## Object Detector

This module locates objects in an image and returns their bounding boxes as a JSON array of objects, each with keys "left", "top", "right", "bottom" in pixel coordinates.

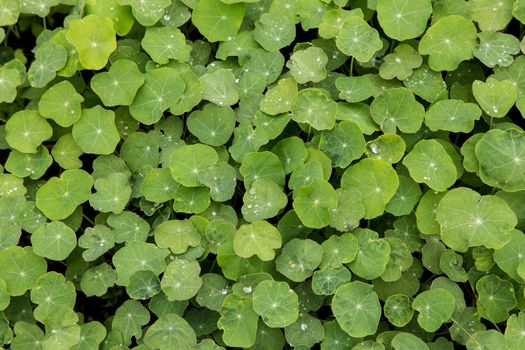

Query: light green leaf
[
  {"left": 187, "top": 104, "right": 236, "bottom": 146},
  {"left": 376, "top": 0, "right": 432, "bottom": 40},
  {"left": 233, "top": 220, "right": 282, "bottom": 261},
  {"left": 78, "top": 225, "right": 115, "bottom": 261},
  {"left": 169, "top": 143, "right": 218, "bottom": 187},
  {"left": 27, "top": 41, "right": 67, "bottom": 87},
  {"left": 384, "top": 294, "right": 414, "bottom": 327},
  {"left": 275, "top": 239, "right": 323, "bottom": 282},
  {"left": 89, "top": 173, "right": 131, "bottom": 213},
  {"left": 436, "top": 187, "right": 516, "bottom": 252},
  {"left": 370, "top": 87, "right": 425, "bottom": 133},
  {"left": 476, "top": 274, "right": 516, "bottom": 323},
  {"left": 161, "top": 259, "right": 202, "bottom": 301},
  {"left": 425, "top": 99, "right": 482, "bottom": 133},
  {"left": 287, "top": 47, "right": 328, "bottom": 84},
  {"left": 154, "top": 219, "right": 201, "bottom": 254},
  {"left": 412, "top": 288, "right": 455, "bottom": 332},
  {"left": 380, "top": 44, "right": 423, "bottom": 80},
  {"left": 142, "top": 26, "right": 191, "bottom": 64},
  {"left": 472, "top": 78, "right": 517, "bottom": 118},
  {"left": 252, "top": 280, "right": 299, "bottom": 328},
  {"left": 474, "top": 32, "right": 520, "bottom": 68},
  {"left": 332, "top": 281, "right": 381, "bottom": 337},
  {"left": 31, "top": 221, "right": 76, "bottom": 261},
  {"left": 65, "top": 14, "right": 116, "bottom": 70},
  {"left": 72, "top": 105, "right": 120, "bottom": 155},
  {"left": 144, "top": 314, "right": 197, "bottom": 350},
  {"left": 5, "top": 110, "right": 52, "bottom": 154},
  {"left": 470, "top": 0, "right": 513, "bottom": 32},
  {"left": 127, "top": 0, "right": 171, "bottom": 26},
  {"left": 292, "top": 178, "right": 337, "bottom": 229},
  {"left": 335, "top": 16, "right": 382, "bottom": 62},
  {"left": 39, "top": 80, "right": 84, "bottom": 127},
  {"left": 90, "top": 59, "right": 145, "bottom": 106},
  {"left": 192, "top": 0, "right": 246, "bottom": 42},
  {"left": 254, "top": 13, "right": 295, "bottom": 52},
  {"left": 0, "top": 66, "right": 21, "bottom": 103},
  {"left": 199, "top": 68, "right": 239, "bottom": 106},
  {"left": 242, "top": 179, "right": 287, "bottom": 222},
  {"left": 0, "top": 246, "right": 47, "bottom": 296}
]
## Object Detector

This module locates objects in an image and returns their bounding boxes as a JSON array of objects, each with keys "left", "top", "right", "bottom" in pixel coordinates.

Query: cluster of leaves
[{"left": 2, "top": 0, "right": 525, "bottom": 349}]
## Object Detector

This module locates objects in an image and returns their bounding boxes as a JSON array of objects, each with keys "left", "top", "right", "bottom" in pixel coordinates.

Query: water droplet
[
  {"left": 243, "top": 286, "right": 252, "bottom": 294},
  {"left": 220, "top": 288, "right": 228, "bottom": 295},
  {"left": 369, "top": 143, "right": 380, "bottom": 154},
  {"left": 300, "top": 323, "right": 308, "bottom": 331}
]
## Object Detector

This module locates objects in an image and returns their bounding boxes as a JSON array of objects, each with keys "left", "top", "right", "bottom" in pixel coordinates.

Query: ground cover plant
[{"left": 2, "top": 0, "right": 525, "bottom": 349}]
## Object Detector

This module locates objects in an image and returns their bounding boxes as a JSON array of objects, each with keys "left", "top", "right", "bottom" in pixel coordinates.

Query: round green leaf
[
  {"left": 90, "top": 59, "right": 144, "bottom": 107},
  {"left": 154, "top": 219, "right": 201, "bottom": 254},
  {"left": 335, "top": 16, "right": 382, "bottom": 63},
  {"left": 332, "top": 281, "right": 381, "bottom": 338},
  {"left": 31, "top": 221, "right": 76, "bottom": 261},
  {"left": 291, "top": 88, "right": 337, "bottom": 131},
  {"left": 292, "top": 178, "right": 337, "bottom": 229},
  {"left": 172, "top": 186, "right": 211, "bottom": 214},
  {"left": 370, "top": 87, "right": 425, "bottom": 133},
  {"left": 470, "top": 0, "right": 513, "bottom": 32},
  {"left": 412, "top": 288, "right": 455, "bottom": 332},
  {"left": 312, "top": 267, "right": 352, "bottom": 296},
  {"left": 239, "top": 151, "right": 285, "bottom": 188},
  {"left": 474, "top": 32, "right": 520, "bottom": 68},
  {"left": 217, "top": 294, "right": 258, "bottom": 348},
  {"left": 192, "top": 0, "right": 245, "bottom": 42},
  {"left": 379, "top": 44, "right": 423, "bottom": 80},
  {"left": 473, "top": 78, "right": 517, "bottom": 118},
  {"left": 252, "top": 280, "right": 299, "bottom": 328},
  {"left": 241, "top": 179, "right": 287, "bottom": 222},
  {"left": 392, "top": 332, "right": 429, "bottom": 350},
  {"left": 65, "top": 14, "right": 116, "bottom": 70},
  {"left": 348, "top": 229, "right": 391, "bottom": 280},
  {"left": 233, "top": 220, "right": 282, "bottom": 261},
  {"left": 476, "top": 274, "right": 517, "bottom": 324},
  {"left": 27, "top": 41, "right": 67, "bottom": 88},
  {"left": 0, "top": 246, "right": 47, "bottom": 296},
  {"left": 169, "top": 143, "right": 218, "bottom": 187},
  {"left": 287, "top": 47, "right": 328, "bottom": 84},
  {"left": 5, "top": 110, "right": 52, "bottom": 154},
  {"left": 418, "top": 15, "right": 477, "bottom": 71},
  {"left": 187, "top": 104, "right": 236, "bottom": 146},
  {"left": 436, "top": 187, "right": 516, "bottom": 252},
  {"left": 72, "top": 106, "right": 120, "bottom": 155},
  {"left": 142, "top": 26, "right": 190, "bottom": 64},
  {"left": 402, "top": 139, "right": 458, "bottom": 191},
  {"left": 38, "top": 80, "right": 84, "bottom": 127},
  {"left": 376, "top": 0, "right": 432, "bottom": 41},
  {"left": 78, "top": 225, "right": 116, "bottom": 262},
  {"left": 199, "top": 68, "right": 239, "bottom": 106},
  {"left": 140, "top": 167, "right": 180, "bottom": 203},
  {"left": 319, "top": 121, "right": 366, "bottom": 168},
  {"left": 425, "top": 99, "right": 482, "bottom": 133},
  {"left": 36, "top": 169, "right": 93, "bottom": 220},
  {"left": 144, "top": 313, "right": 196, "bottom": 349},
  {"left": 126, "top": 0, "right": 171, "bottom": 26},
  {"left": 341, "top": 158, "right": 399, "bottom": 219},
  {"left": 275, "top": 238, "right": 323, "bottom": 282},
  {"left": 89, "top": 173, "right": 131, "bottom": 214},
  {"left": 161, "top": 259, "right": 202, "bottom": 301},
  {"left": 254, "top": 13, "right": 295, "bottom": 52},
  {"left": 384, "top": 294, "right": 414, "bottom": 327}
]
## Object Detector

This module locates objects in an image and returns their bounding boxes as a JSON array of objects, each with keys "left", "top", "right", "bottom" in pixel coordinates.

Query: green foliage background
[{"left": 1, "top": 0, "right": 525, "bottom": 349}]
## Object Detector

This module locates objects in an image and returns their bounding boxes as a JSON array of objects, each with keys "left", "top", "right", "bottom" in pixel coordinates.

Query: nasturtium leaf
[
  {"left": 65, "top": 14, "right": 116, "bottom": 70},
  {"left": 271, "top": 137, "right": 308, "bottom": 175},
  {"left": 382, "top": 237, "right": 413, "bottom": 281},
  {"left": 319, "top": 121, "right": 366, "bottom": 168},
  {"left": 404, "top": 64, "right": 448, "bottom": 103},
  {"left": 5, "top": 146, "right": 52, "bottom": 179},
  {"left": 335, "top": 75, "right": 375, "bottom": 103},
  {"left": 476, "top": 274, "right": 516, "bottom": 323},
  {"left": 370, "top": 87, "right": 425, "bottom": 133},
  {"left": 260, "top": 77, "right": 297, "bottom": 116},
  {"left": 284, "top": 314, "right": 325, "bottom": 348},
  {"left": 112, "top": 241, "right": 170, "bottom": 286},
  {"left": 199, "top": 68, "right": 239, "bottom": 106},
  {"left": 91, "top": 154, "right": 131, "bottom": 181},
  {"left": 233, "top": 220, "right": 282, "bottom": 261},
  {"left": 392, "top": 332, "right": 429, "bottom": 350},
  {"left": 125, "top": 0, "right": 171, "bottom": 26},
  {"left": 341, "top": 158, "right": 399, "bottom": 219},
  {"left": 71, "top": 321, "right": 106, "bottom": 350},
  {"left": 0, "top": 0, "right": 19, "bottom": 26},
  {"left": 470, "top": 0, "right": 513, "bottom": 32},
  {"left": 320, "top": 233, "right": 358, "bottom": 269},
  {"left": 141, "top": 26, "right": 190, "bottom": 64},
  {"left": 287, "top": 47, "right": 328, "bottom": 84},
  {"left": 348, "top": 229, "right": 391, "bottom": 280},
  {"left": 187, "top": 104, "right": 236, "bottom": 146},
  {"left": 292, "top": 178, "right": 337, "bottom": 229},
  {"left": 170, "top": 64, "right": 202, "bottom": 116},
  {"left": 380, "top": 44, "right": 423, "bottom": 80},
  {"left": 439, "top": 249, "right": 468, "bottom": 282},
  {"left": 78, "top": 225, "right": 115, "bottom": 261},
  {"left": 291, "top": 88, "right": 337, "bottom": 131},
  {"left": 169, "top": 143, "right": 218, "bottom": 187},
  {"left": 85, "top": 0, "right": 134, "bottom": 36},
  {"left": 112, "top": 299, "right": 150, "bottom": 344},
  {"left": 143, "top": 313, "right": 196, "bottom": 349},
  {"left": 107, "top": 211, "right": 149, "bottom": 243},
  {"left": 140, "top": 167, "right": 179, "bottom": 203},
  {"left": 38, "top": 80, "right": 83, "bottom": 127},
  {"left": 242, "top": 179, "right": 287, "bottom": 222},
  {"left": 475, "top": 128, "right": 525, "bottom": 191},
  {"left": 254, "top": 12, "right": 295, "bottom": 52},
  {"left": 385, "top": 175, "right": 422, "bottom": 216},
  {"left": 465, "top": 330, "right": 505, "bottom": 350},
  {"left": 252, "top": 280, "right": 299, "bottom": 328},
  {"left": 36, "top": 169, "right": 93, "bottom": 220},
  {"left": 72, "top": 106, "right": 120, "bottom": 155},
  {"left": 505, "top": 311, "right": 525, "bottom": 349},
  {"left": 129, "top": 67, "right": 185, "bottom": 125},
  {"left": 120, "top": 131, "right": 160, "bottom": 173},
  {"left": 319, "top": 8, "right": 364, "bottom": 39},
  {"left": 472, "top": 78, "right": 516, "bottom": 118},
  {"left": 90, "top": 59, "right": 145, "bottom": 107},
  {"left": 402, "top": 139, "right": 457, "bottom": 191},
  {"left": 5, "top": 110, "right": 52, "bottom": 154},
  {"left": 172, "top": 186, "right": 211, "bottom": 213},
  {"left": 332, "top": 281, "right": 381, "bottom": 338},
  {"left": 80, "top": 263, "right": 116, "bottom": 297},
  {"left": 335, "top": 16, "right": 382, "bottom": 63},
  {"left": 192, "top": 0, "right": 245, "bottom": 42},
  {"left": 418, "top": 15, "right": 478, "bottom": 71},
  {"left": 366, "top": 133, "right": 406, "bottom": 164},
  {"left": 126, "top": 269, "right": 161, "bottom": 300},
  {"left": 312, "top": 267, "right": 352, "bottom": 295},
  {"left": 27, "top": 41, "right": 67, "bottom": 88},
  {"left": 493, "top": 229, "right": 525, "bottom": 283},
  {"left": 425, "top": 99, "right": 482, "bottom": 133},
  {"left": 0, "top": 246, "right": 47, "bottom": 296},
  {"left": 376, "top": 0, "right": 432, "bottom": 41},
  {"left": 31, "top": 221, "right": 76, "bottom": 261},
  {"left": 329, "top": 188, "right": 365, "bottom": 232},
  {"left": 89, "top": 173, "right": 131, "bottom": 214},
  {"left": 321, "top": 320, "right": 360, "bottom": 350},
  {"left": 197, "top": 161, "right": 237, "bottom": 202},
  {"left": 276, "top": 239, "right": 323, "bottom": 282},
  {"left": 195, "top": 273, "right": 229, "bottom": 311},
  {"left": 218, "top": 293, "right": 258, "bottom": 348},
  {"left": 436, "top": 187, "right": 516, "bottom": 252},
  {"left": 244, "top": 49, "right": 285, "bottom": 85},
  {"left": 154, "top": 219, "right": 200, "bottom": 254},
  {"left": 239, "top": 151, "right": 285, "bottom": 188},
  {"left": 474, "top": 32, "right": 520, "bottom": 68},
  {"left": 161, "top": 259, "right": 202, "bottom": 301},
  {"left": 30, "top": 272, "right": 76, "bottom": 322},
  {"left": 412, "top": 288, "right": 455, "bottom": 332},
  {"left": 384, "top": 294, "right": 414, "bottom": 327},
  {"left": 0, "top": 66, "right": 21, "bottom": 103}
]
